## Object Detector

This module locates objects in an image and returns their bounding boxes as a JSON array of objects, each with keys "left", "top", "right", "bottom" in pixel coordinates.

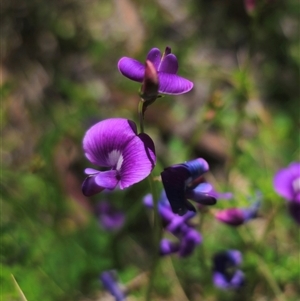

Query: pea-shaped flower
[
  {"left": 213, "top": 250, "right": 245, "bottom": 290},
  {"left": 161, "top": 158, "right": 217, "bottom": 215},
  {"left": 118, "top": 47, "right": 193, "bottom": 95},
  {"left": 82, "top": 118, "right": 156, "bottom": 196}
]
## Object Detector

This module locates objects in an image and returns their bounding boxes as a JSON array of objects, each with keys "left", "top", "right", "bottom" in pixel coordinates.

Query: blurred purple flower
[
  {"left": 144, "top": 192, "right": 202, "bottom": 257},
  {"left": 244, "top": 0, "right": 256, "bottom": 13},
  {"left": 215, "top": 200, "right": 260, "bottom": 226},
  {"left": 95, "top": 201, "right": 125, "bottom": 231},
  {"left": 100, "top": 270, "right": 126, "bottom": 301},
  {"left": 274, "top": 162, "right": 300, "bottom": 224},
  {"left": 161, "top": 158, "right": 217, "bottom": 215},
  {"left": 82, "top": 118, "right": 156, "bottom": 196},
  {"left": 213, "top": 250, "right": 245, "bottom": 290},
  {"left": 118, "top": 47, "right": 193, "bottom": 95}
]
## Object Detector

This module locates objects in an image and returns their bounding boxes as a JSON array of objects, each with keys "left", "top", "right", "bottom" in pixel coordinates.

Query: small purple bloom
[
  {"left": 100, "top": 270, "right": 126, "bottom": 301},
  {"left": 144, "top": 192, "right": 202, "bottom": 257},
  {"left": 244, "top": 0, "right": 256, "bottom": 13},
  {"left": 82, "top": 118, "right": 156, "bottom": 196},
  {"left": 95, "top": 201, "right": 125, "bottom": 231},
  {"left": 213, "top": 250, "right": 245, "bottom": 290},
  {"left": 215, "top": 201, "right": 260, "bottom": 226},
  {"left": 273, "top": 162, "right": 300, "bottom": 224},
  {"left": 161, "top": 158, "right": 217, "bottom": 215},
  {"left": 118, "top": 47, "right": 193, "bottom": 95}
]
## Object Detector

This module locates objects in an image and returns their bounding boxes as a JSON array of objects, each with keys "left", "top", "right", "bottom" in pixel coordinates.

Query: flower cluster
[
  {"left": 273, "top": 162, "right": 300, "bottom": 224},
  {"left": 212, "top": 250, "right": 245, "bottom": 290},
  {"left": 143, "top": 191, "right": 201, "bottom": 257}
]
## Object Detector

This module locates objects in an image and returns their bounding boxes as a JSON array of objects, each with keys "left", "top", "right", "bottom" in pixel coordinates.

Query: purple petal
[
  {"left": 166, "top": 210, "right": 196, "bottom": 235},
  {"left": 143, "top": 193, "right": 154, "bottom": 208},
  {"left": 242, "top": 201, "right": 260, "bottom": 221},
  {"left": 213, "top": 272, "right": 230, "bottom": 289},
  {"left": 158, "top": 73, "right": 193, "bottom": 95},
  {"left": 85, "top": 168, "right": 100, "bottom": 175},
  {"left": 273, "top": 162, "right": 300, "bottom": 201},
  {"left": 82, "top": 175, "right": 105, "bottom": 196},
  {"left": 100, "top": 271, "right": 126, "bottom": 301},
  {"left": 158, "top": 54, "right": 178, "bottom": 74},
  {"left": 146, "top": 48, "right": 161, "bottom": 70},
  {"left": 118, "top": 57, "right": 145, "bottom": 82},
  {"left": 119, "top": 133, "right": 156, "bottom": 189},
  {"left": 226, "top": 250, "right": 243, "bottom": 266},
  {"left": 230, "top": 270, "right": 245, "bottom": 289},
  {"left": 161, "top": 165, "right": 194, "bottom": 215},
  {"left": 160, "top": 239, "right": 180, "bottom": 256},
  {"left": 215, "top": 208, "right": 245, "bottom": 226},
  {"left": 95, "top": 170, "right": 119, "bottom": 190},
  {"left": 186, "top": 191, "right": 217, "bottom": 206},
  {"left": 83, "top": 118, "right": 137, "bottom": 167},
  {"left": 183, "top": 158, "right": 210, "bottom": 185},
  {"left": 179, "top": 229, "right": 202, "bottom": 257}
]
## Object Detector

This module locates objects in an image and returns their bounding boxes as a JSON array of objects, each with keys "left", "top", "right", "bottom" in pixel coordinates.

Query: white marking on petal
[
  {"left": 116, "top": 154, "right": 124, "bottom": 171},
  {"left": 107, "top": 150, "right": 123, "bottom": 171},
  {"left": 292, "top": 177, "right": 300, "bottom": 194}
]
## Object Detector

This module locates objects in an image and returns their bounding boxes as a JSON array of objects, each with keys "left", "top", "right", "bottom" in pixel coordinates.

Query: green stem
[
  {"left": 237, "top": 227, "right": 287, "bottom": 301},
  {"left": 145, "top": 175, "right": 162, "bottom": 301},
  {"left": 138, "top": 100, "right": 145, "bottom": 134}
]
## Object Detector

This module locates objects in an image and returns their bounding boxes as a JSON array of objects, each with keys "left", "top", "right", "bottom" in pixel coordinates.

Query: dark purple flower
[
  {"left": 82, "top": 118, "right": 156, "bottom": 196},
  {"left": 161, "top": 158, "right": 217, "bottom": 215},
  {"left": 274, "top": 162, "right": 300, "bottom": 224},
  {"left": 144, "top": 192, "right": 202, "bottom": 257},
  {"left": 215, "top": 201, "right": 260, "bottom": 226},
  {"left": 95, "top": 201, "right": 125, "bottom": 231},
  {"left": 213, "top": 250, "right": 245, "bottom": 290},
  {"left": 118, "top": 47, "right": 193, "bottom": 95},
  {"left": 100, "top": 270, "right": 126, "bottom": 301}
]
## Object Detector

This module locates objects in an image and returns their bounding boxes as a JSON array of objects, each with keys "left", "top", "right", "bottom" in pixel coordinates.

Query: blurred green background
[{"left": 1, "top": 0, "right": 299, "bottom": 300}]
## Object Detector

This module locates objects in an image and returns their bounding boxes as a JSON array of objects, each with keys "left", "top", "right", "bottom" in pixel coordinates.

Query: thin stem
[
  {"left": 145, "top": 175, "right": 162, "bottom": 301},
  {"left": 138, "top": 99, "right": 145, "bottom": 134}
]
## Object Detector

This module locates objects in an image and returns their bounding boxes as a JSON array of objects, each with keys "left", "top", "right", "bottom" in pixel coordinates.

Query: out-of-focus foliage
[{"left": 1, "top": 0, "right": 299, "bottom": 300}]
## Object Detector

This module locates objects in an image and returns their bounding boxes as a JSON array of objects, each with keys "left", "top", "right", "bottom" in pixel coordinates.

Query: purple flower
[
  {"left": 118, "top": 47, "right": 193, "bottom": 95},
  {"left": 244, "top": 0, "right": 256, "bottom": 13},
  {"left": 273, "top": 162, "right": 300, "bottom": 224},
  {"left": 100, "top": 270, "right": 126, "bottom": 301},
  {"left": 144, "top": 192, "right": 202, "bottom": 257},
  {"left": 161, "top": 158, "right": 217, "bottom": 215},
  {"left": 82, "top": 118, "right": 156, "bottom": 196},
  {"left": 95, "top": 201, "right": 125, "bottom": 231},
  {"left": 215, "top": 201, "right": 260, "bottom": 226},
  {"left": 213, "top": 250, "right": 245, "bottom": 290}
]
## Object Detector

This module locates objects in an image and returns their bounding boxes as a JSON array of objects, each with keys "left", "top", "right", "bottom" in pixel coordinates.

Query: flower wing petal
[
  {"left": 146, "top": 48, "right": 161, "bottom": 70},
  {"left": 158, "top": 54, "right": 178, "bottom": 74},
  {"left": 118, "top": 57, "right": 145, "bottom": 82},
  {"left": 119, "top": 133, "right": 156, "bottom": 189},
  {"left": 95, "top": 170, "right": 119, "bottom": 190},
  {"left": 83, "top": 118, "right": 137, "bottom": 167},
  {"left": 158, "top": 73, "right": 193, "bottom": 95}
]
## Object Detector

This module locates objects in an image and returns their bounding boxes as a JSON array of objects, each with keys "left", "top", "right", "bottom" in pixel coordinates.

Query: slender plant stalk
[
  {"left": 145, "top": 175, "right": 162, "bottom": 301},
  {"left": 138, "top": 100, "right": 145, "bottom": 134}
]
